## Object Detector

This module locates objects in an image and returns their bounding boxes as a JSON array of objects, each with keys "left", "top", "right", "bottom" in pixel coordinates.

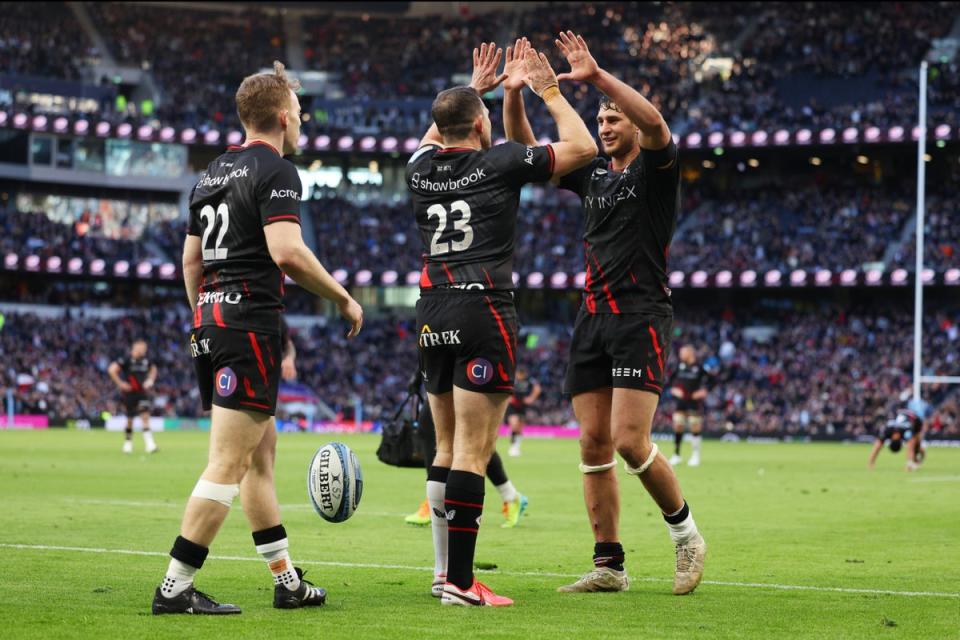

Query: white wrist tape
[
  {"left": 625, "top": 443, "right": 659, "bottom": 476},
  {"left": 191, "top": 479, "right": 240, "bottom": 508},
  {"left": 579, "top": 460, "right": 617, "bottom": 474}
]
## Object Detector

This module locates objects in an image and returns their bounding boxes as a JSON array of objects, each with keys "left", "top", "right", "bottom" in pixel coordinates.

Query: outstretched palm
[
  {"left": 503, "top": 37, "right": 530, "bottom": 91},
  {"left": 470, "top": 42, "right": 507, "bottom": 95},
  {"left": 555, "top": 30, "right": 600, "bottom": 83}
]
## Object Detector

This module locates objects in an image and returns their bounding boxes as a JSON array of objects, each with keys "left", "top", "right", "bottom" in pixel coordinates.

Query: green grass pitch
[{"left": 0, "top": 430, "right": 957, "bottom": 639}]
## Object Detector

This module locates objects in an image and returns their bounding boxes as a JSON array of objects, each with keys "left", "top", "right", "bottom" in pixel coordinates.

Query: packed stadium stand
[{"left": 1, "top": 1, "right": 958, "bottom": 440}]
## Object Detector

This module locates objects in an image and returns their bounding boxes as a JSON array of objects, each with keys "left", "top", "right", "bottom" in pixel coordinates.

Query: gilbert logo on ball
[
  {"left": 308, "top": 442, "right": 363, "bottom": 523},
  {"left": 466, "top": 358, "right": 493, "bottom": 385},
  {"left": 215, "top": 367, "right": 237, "bottom": 397}
]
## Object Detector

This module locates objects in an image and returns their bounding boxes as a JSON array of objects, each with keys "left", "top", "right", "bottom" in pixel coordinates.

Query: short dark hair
[
  {"left": 432, "top": 86, "right": 484, "bottom": 141},
  {"left": 598, "top": 96, "right": 624, "bottom": 113}
]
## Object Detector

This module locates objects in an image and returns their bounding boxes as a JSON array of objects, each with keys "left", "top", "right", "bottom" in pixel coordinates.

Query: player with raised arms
[
  {"left": 503, "top": 32, "right": 706, "bottom": 595},
  {"left": 408, "top": 42, "right": 596, "bottom": 606},
  {"left": 151, "top": 61, "right": 363, "bottom": 615}
]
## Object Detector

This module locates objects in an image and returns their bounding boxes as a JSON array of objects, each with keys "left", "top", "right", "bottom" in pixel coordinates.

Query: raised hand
[
  {"left": 469, "top": 42, "right": 508, "bottom": 95},
  {"left": 555, "top": 30, "right": 600, "bottom": 83},
  {"left": 503, "top": 37, "right": 531, "bottom": 92},
  {"left": 522, "top": 48, "right": 559, "bottom": 98}
]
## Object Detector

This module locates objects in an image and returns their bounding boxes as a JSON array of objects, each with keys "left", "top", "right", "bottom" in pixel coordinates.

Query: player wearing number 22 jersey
[{"left": 187, "top": 141, "right": 302, "bottom": 414}]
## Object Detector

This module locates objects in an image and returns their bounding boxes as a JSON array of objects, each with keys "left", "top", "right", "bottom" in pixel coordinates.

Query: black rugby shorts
[
  {"left": 564, "top": 311, "right": 672, "bottom": 397},
  {"left": 191, "top": 326, "right": 282, "bottom": 415},
  {"left": 416, "top": 290, "right": 518, "bottom": 395}
]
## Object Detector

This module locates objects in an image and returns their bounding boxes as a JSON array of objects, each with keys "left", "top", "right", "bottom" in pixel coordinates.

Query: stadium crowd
[
  {"left": 6, "top": 175, "right": 952, "bottom": 275},
  {"left": 3, "top": 300, "right": 958, "bottom": 439},
  {"left": 0, "top": 202, "right": 185, "bottom": 263},
  {"left": 3, "top": 2, "right": 956, "bottom": 136}
]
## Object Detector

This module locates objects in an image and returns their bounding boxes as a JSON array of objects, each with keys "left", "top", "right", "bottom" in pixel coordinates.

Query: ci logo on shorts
[
  {"left": 466, "top": 358, "right": 494, "bottom": 386},
  {"left": 216, "top": 367, "right": 238, "bottom": 397}
]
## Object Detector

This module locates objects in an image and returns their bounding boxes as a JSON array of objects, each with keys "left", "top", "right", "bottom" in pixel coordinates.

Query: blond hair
[{"left": 235, "top": 60, "right": 301, "bottom": 133}]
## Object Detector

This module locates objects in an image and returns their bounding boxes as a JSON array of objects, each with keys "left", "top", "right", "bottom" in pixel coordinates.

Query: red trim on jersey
[
  {"left": 441, "top": 262, "right": 455, "bottom": 283},
  {"left": 484, "top": 296, "right": 515, "bottom": 365},
  {"left": 240, "top": 400, "right": 272, "bottom": 410},
  {"left": 212, "top": 302, "right": 226, "bottom": 328},
  {"left": 648, "top": 324, "right": 664, "bottom": 376},
  {"left": 227, "top": 145, "right": 244, "bottom": 151},
  {"left": 128, "top": 374, "right": 142, "bottom": 393},
  {"left": 243, "top": 376, "right": 256, "bottom": 398},
  {"left": 546, "top": 144, "right": 556, "bottom": 175},
  {"left": 591, "top": 255, "right": 620, "bottom": 314},
  {"left": 265, "top": 214, "right": 301, "bottom": 224},
  {"left": 420, "top": 265, "right": 433, "bottom": 288},
  {"left": 248, "top": 332, "right": 269, "bottom": 385},
  {"left": 243, "top": 140, "right": 281, "bottom": 156},
  {"left": 437, "top": 147, "right": 475, "bottom": 153},
  {"left": 643, "top": 382, "right": 663, "bottom": 393},
  {"left": 495, "top": 385, "right": 514, "bottom": 391},
  {"left": 444, "top": 499, "right": 485, "bottom": 509},
  {"left": 497, "top": 362, "right": 510, "bottom": 382},
  {"left": 629, "top": 270, "right": 638, "bottom": 285},
  {"left": 647, "top": 366, "right": 656, "bottom": 381},
  {"left": 481, "top": 267, "right": 494, "bottom": 289},
  {"left": 584, "top": 262, "right": 597, "bottom": 314}
]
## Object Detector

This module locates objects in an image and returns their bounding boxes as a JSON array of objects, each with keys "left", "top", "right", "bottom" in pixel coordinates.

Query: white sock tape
[
  {"left": 579, "top": 460, "right": 617, "bottom": 474},
  {"left": 625, "top": 443, "right": 659, "bottom": 476},
  {"left": 191, "top": 479, "right": 240, "bottom": 508},
  {"left": 255, "top": 538, "right": 289, "bottom": 556}
]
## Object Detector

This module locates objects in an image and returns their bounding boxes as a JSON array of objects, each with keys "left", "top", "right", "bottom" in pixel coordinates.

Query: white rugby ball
[{"left": 307, "top": 442, "right": 363, "bottom": 523}]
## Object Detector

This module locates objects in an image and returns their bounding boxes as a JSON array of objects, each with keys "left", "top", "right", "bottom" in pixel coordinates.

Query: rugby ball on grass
[{"left": 307, "top": 442, "right": 363, "bottom": 523}]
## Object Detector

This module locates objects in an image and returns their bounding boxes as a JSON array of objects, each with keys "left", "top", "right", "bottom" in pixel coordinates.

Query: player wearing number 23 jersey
[
  {"left": 407, "top": 139, "right": 554, "bottom": 394},
  {"left": 187, "top": 140, "right": 302, "bottom": 414}
]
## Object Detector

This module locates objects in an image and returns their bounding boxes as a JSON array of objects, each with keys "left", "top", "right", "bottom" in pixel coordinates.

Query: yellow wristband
[{"left": 541, "top": 85, "right": 561, "bottom": 101}]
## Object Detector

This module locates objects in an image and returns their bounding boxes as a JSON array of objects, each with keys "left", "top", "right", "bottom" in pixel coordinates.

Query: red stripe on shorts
[
  {"left": 648, "top": 324, "right": 664, "bottom": 376},
  {"left": 247, "top": 332, "right": 269, "bottom": 386},
  {"left": 484, "top": 296, "right": 515, "bottom": 366}
]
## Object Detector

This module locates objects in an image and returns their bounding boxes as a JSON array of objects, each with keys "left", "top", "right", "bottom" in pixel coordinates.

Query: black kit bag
[{"left": 376, "top": 390, "right": 425, "bottom": 468}]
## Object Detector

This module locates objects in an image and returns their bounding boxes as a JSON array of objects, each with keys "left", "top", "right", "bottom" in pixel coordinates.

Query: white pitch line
[
  {"left": 1, "top": 543, "right": 956, "bottom": 600},
  {"left": 62, "top": 498, "right": 405, "bottom": 518},
  {"left": 907, "top": 476, "right": 960, "bottom": 483}
]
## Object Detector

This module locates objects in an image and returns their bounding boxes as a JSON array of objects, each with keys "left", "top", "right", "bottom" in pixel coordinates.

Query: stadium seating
[{"left": 3, "top": 302, "right": 958, "bottom": 437}]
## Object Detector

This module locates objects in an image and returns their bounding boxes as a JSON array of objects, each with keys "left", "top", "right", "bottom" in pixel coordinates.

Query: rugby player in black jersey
[
  {"left": 669, "top": 345, "right": 709, "bottom": 467},
  {"left": 408, "top": 42, "right": 596, "bottom": 606},
  {"left": 108, "top": 339, "right": 158, "bottom": 454},
  {"left": 152, "top": 62, "right": 363, "bottom": 616},
  {"left": 868, "top": 402, "right": 927, "bottom": 471},
  {"left": 506, "top": 366, "right": 542, "bottom": 458},
  {"left": 504, "top": 31, "right": 705, "bottom": 596}
]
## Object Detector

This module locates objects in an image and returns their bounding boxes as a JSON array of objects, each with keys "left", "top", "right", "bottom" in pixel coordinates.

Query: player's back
[
  {"left": 188, "top": 142, "right": 302, "bottom": 336},
  {"left": 407, "top": 141, "right": 554, "bottom": 290}
]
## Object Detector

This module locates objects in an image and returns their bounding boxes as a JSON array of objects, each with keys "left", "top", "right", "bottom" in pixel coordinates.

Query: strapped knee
[
  {"left": 624, "top": 443, "right": 659, "bottom": 476},
  {"left": 579, "top": 460, "right": 617, "bottom": 474},
  {"left": 191, "top": 479, "right": 240, "bottom": 508}
]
